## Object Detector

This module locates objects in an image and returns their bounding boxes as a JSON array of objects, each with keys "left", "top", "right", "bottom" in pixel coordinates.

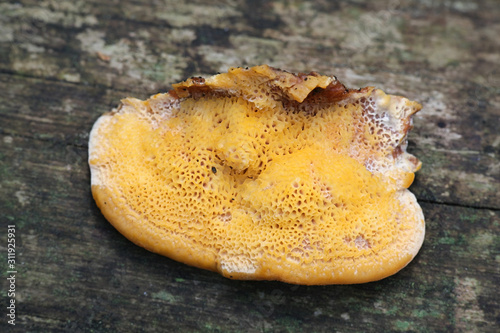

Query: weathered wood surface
[{"left": 0, "top": 0, "right": 498, "bottom": 332}]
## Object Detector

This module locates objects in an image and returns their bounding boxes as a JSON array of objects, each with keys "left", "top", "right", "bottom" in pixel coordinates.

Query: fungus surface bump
[{"left": 89, "top": 65, "right": 425, "bottom": 284}]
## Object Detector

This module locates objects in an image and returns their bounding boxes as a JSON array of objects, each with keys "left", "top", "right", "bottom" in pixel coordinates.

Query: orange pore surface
[{"left": 89, "top": 65, "right": 425, "bottom": 284}]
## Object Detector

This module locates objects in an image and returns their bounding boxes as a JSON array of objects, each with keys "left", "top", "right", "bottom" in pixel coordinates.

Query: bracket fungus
[{"left": 89, "top": 65, "right": 425, "bottom": 284}]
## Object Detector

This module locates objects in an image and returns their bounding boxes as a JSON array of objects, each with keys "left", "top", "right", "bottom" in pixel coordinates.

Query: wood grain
[{"left": 1, "top": 0, "right": 498, "bottom": 332}]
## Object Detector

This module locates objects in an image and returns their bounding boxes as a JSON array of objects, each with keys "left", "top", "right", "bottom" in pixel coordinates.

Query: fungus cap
[{"left": 89, "top": 65, "right": 425, "bottom": 285}]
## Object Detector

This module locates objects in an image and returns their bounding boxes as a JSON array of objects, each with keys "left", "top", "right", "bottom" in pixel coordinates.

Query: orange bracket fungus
[{"left": 89, "top": 65, "right": 425, "bottom": 284}]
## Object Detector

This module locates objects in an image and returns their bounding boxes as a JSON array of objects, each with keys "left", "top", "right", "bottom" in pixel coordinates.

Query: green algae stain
[
  {"left": 143, "top": 62, "right": 167, "bottom": 83},
  {"left": 412, "top": 308, "right": 443, "bottom": 319},
  {"left": 412, "top": 309, "right": 428, "bottom": 318},
  {"left": 275, "top": 316, "right": 303, "bottom": 332},
  {"left": 386, "top": 306, "right": 399, "bottom": 315},
  {"left": 202, "top": 322, "right": 230, "bottom": 333},
  {"left": 394, "top": 320, "right": 412, "bottom": 331},
  {"left": 438, "top": 237, "right": 456, "bottom": 245},
  {"left": 151, "top": 290, "right": 177, "bottom": 303},
  {"left": 346, "top": 7, "right": 362, "bottom": 19}
]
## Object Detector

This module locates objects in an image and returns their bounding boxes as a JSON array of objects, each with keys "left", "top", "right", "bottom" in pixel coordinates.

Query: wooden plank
[
  {"left": 2, "top": 0, "right": 499, "bottom": 208},
  {"left": 1, "top": 134, "right": 498, "bottom": 331},
  {"left": 1, "top": 71, "right": 498, "bottom": 208},
  {"left": 2, "top": 0, "right": 500, "bottom": 89},
  {"left": 1, "top": 0, "right": 499, "bottom": 332},
  {"left": 0, "top": 73, "right": 126, "bottom": 146}
]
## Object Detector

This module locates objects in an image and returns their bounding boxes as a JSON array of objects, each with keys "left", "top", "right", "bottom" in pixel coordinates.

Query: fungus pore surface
[{"left": 89, "top": 65, "right": 425, "bottom": 284}]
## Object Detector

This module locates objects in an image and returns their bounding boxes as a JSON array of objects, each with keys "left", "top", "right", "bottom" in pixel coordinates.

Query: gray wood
[{"left": 1, "top": 1, "right": 498, "bottom": 332}]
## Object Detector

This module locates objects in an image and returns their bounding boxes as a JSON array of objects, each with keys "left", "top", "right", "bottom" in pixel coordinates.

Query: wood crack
[{"left": 417, "top": 198, "right": 500, "bottom": 212}]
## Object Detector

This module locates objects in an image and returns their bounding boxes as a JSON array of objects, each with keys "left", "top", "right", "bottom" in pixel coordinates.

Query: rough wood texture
[{"left": 1, "top": 1, "right": 498, "bottom": 332}]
